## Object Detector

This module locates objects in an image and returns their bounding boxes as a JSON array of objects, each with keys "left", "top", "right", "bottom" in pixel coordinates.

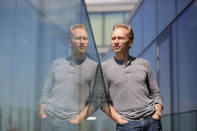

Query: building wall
[
  {"left": 126, "top": 0, "right": 197, "bottom": 130},
  {"left": 0, "top": 0, "right": 100, "bottom": 130}
]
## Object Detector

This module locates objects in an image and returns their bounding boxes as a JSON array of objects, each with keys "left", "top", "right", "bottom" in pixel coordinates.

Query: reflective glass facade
[
  {"left": 128, "top": 0, "right": 197, "bottom": 130},
  {"left": 0, "top": 0, "right": 105, "bottom": 130}
]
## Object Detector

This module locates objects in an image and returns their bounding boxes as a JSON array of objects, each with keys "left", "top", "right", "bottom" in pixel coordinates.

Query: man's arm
[
  {"left": 100, "top": 64, "right": 128, "bottom": 124},
  {"left": 39, "top": 63, "right": 55, "bottom": 119},
  {"left": 152, "top": 104, "right": 163, "bottom": 119},
  {"left": 69, "top": 105, "right": 94, "bottom": 125},
  {"left": 146, "top": 62, "right": 163, "bottom": 119},
  {"left": 104, "top": 105, "right": 128, "bottom": 124},
  {"left": 147, "top": 62, "right": 163, "bottom": 105},
  {"left": 39, "top": 104, "right": 47, "bottom": 119},
  {"left": 70, "top": 64, "right": 99, "bottom": 125}
]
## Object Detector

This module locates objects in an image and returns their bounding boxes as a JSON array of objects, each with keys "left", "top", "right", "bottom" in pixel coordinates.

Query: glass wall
[
  {"left": 141, "top": 43, "right": 157, "bottom": 76},
  {"left": 156, "top": 0, "right": 176, "bottom": 34},
  {"left": 157, "top": 29, "right": 173, "bottom": 131},
  {"left": 130, "top": 8, "right": 143, "bottom": 57},
  {"left": 142, "top": 0, "right": 156, "bottom": 47},
  {"left": 124, "top": 0, "right": 197, "bottom": 130},
  {"left": 0, "top": 0, "right": 104, "bottom": 130},
  {"left": 91, "top": 0, "right": 197, "bottom": 130},
  {"left": 176, "top": 3, "right": 197, "bottom": 112}
]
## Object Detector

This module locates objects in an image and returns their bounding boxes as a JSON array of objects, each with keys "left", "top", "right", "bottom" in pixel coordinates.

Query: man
[
  {"left": 101, "top": 24, "right": 163, "bottom": 131},
  {"left": 39, "top": 24, "right": 98, "bottom": 131}
]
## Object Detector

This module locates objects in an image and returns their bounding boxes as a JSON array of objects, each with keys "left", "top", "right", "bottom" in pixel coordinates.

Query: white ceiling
[
  {"left": 84, "top": 0, "right": 139, "bottom": 12},
  {"left": 85, "top": 0, "right": 138, "bottom": 4}
]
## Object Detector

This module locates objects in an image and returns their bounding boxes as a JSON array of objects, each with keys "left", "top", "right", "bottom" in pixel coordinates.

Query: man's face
[
  {"left": 111, "top": 27, "right": 132, "bottom": 54},
  {"left": 70, "top": 27, "right": 88, "bottom": 55}
]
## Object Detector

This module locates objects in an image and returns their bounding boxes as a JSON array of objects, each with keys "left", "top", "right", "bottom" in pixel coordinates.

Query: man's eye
[
  {"left": 75, "top": 37, "right": 81, "bottom": 40},
  {"left": 118, "top": 37, "right": 125, "bottom": 40},
  {"left": 83, "top": 37, "right": 88, "bottom": 40}
]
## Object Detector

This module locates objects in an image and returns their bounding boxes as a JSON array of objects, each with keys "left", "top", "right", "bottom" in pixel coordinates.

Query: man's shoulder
[
  {"left": 101, "top": 58, "right": 114, "bottom": 67},
  {"left": 52, "top": 57, "right": 68, "bottom": 65},
  {"left": 134, "top": 57, "right": 150, "bottom": 65},
  {"left": 86, "top": 57, "right": 97, "bottom": 64},
  {"left": 85, "top": 57, "right": 98, "bottom": 67}
]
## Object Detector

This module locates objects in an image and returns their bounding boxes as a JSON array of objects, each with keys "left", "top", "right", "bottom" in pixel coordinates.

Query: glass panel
[
  {"left": 157, "top": 0, "right": 175, "bottom": 34},
  {"left": 176, "top": 2, "right": 197, "bottom": 112},
  {"left": 0, "top": 0, "right": 101, "bottom": 130},
  {"left": 178, "top": 111, "right": 197, "bottom": 131},
  {"left": 176, "top": 0, "right": 192, "bottom": 15},
  {"left": 142, "top": 0, "right": 156, "bottom": 47},
  {"left": 173, "top": 111, "right": 197, "bottom": 131},
  {"left": 130, "top": 8, "right": 143, "bottom": 57},
  {"left": 161, "top": 115, "right": 172, "bottom": 131},
  {"left": 172, "top": 24, "right": 178, "bottom": 113},
  {"left": 158, "top": 30, "right": 171, "bottom": 115},
  {"left": 162, "top": 111, "right": 197, "bottom": 131},
  {"left": 141, "top": 43, "right": 157, "bottom": 77}
]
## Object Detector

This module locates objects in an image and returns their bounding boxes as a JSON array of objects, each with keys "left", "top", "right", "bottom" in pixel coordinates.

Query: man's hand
[
  {"left": 39, "top": 104, "right": 47, "bottom": 119},
  {"left": 104, "top": 105, "right": 129, "bottom": 125},
  {"left": 152, "top": 104, "right": 163, "bottom": 120},
  {"left": 118, "top": 118, "right": 129, "bottom": 125},
  {"left": 152, "top": 112, "right": 161, "bottom": 120},
  {"left": 69, "top": 117, "right": 80, "bottom": 125},
  {"left": 69, "top": 106, "right": 94, "bottom": 125}
]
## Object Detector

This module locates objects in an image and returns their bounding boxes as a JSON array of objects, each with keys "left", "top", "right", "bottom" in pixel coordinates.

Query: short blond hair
[
  {"left": 113, "top": 24, "right": 134, "bottom": 41},
  {"left": 68, "top": 24, "right": 87, "bottom": 40}
]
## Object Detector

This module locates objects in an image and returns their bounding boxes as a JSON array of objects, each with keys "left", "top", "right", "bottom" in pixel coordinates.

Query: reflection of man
[
  {"left": 101, "top": 24, "right": 163, "bottom": 131},
  {"left": 39, "top": 24, "right": 98, "bottom": 131}
]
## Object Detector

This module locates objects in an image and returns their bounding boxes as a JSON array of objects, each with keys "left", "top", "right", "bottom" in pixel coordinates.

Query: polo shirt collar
[
  {"left": 66, "top": 56, "right": 86, "bottom": 65},
  {"left": 114, "top": 56, "right": 136, "bottom": 66}
]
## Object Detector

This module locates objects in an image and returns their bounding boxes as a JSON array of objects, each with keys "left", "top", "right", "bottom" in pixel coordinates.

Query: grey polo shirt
[
  {"left": 40, "top": 57, "right": 98, "bottom": 121},
  {"left": 101, "top": 56, "right": 163, "bottom": 121}
]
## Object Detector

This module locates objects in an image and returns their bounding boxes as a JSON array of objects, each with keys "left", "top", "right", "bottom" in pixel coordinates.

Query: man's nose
[
  {"left": 80, "top": 38, "right": 84, "bottom": 44},
  {"left": 114, "top": 38, "right": 119, "bottom": 44}
]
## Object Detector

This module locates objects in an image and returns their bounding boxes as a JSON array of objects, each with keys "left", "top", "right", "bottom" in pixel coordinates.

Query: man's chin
[
  {"left": 77, "top": 50, "right": 86, "bottom": 55},
  {"left": 113, "top": 49, "right": 121, "bottom": 53}
]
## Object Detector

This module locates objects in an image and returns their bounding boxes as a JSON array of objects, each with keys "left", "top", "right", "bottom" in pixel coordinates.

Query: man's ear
[{"left": 128, "top": 40, "right": 133, "bottom": 48}]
